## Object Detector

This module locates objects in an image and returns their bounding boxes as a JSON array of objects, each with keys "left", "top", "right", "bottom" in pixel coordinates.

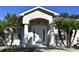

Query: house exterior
[
  {"left": 18, "top": 6, "right": 78, "bottom": 47},
  {"left": 19, "top": 7, "right": 59, "bottom": 47}
]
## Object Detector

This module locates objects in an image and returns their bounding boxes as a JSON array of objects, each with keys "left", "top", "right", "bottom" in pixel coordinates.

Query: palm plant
[
  {"left": 0, "top": 13, "right": 22, "bottom": 46},
  {"left": 54, "top": 16, "right": 79, "bottom": 48}
]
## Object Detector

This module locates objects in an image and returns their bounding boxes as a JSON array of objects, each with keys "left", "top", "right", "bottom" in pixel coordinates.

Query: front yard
[{"left": 0, "top": 46, "right": 79, "bottom": 52}]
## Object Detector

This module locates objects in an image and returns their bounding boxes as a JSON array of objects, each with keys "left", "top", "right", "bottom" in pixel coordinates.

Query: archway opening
[{"left": 29, "top": 18, "right": 49, "bottom": 44}]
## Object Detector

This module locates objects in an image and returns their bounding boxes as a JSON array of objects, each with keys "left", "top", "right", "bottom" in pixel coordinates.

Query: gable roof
[{"left": 19, "top": 6, "right": 59, "bottom": 16}]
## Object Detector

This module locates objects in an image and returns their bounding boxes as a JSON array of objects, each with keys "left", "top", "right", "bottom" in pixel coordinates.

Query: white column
[
  {"left": 22, "top": 24, "right": 28, "bottom": 47},
  {"left": 49, "top": 24, "right": 56, "bottom": 46}
]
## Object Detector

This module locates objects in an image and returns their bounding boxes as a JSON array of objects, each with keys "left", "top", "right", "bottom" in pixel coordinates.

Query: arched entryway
[
  {"left": 29, "top": 18, "right": 49, "bottom": 44},
  {"left": 20, "top": 7, "right": 58, "bottom": 47}
]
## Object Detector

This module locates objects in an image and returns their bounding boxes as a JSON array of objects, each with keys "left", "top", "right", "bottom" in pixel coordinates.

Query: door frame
[{"left": 31, "top": 25, "right": 47, "bottom": 44}]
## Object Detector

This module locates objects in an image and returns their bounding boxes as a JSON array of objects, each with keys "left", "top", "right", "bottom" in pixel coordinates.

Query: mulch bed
[{"left": 0, "top": 47, "right": 35, "bottom": 52}]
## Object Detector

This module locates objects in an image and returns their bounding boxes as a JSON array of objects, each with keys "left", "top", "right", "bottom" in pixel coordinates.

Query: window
[
  {"left": 43, "top": 29, "right": 45, "bottom": 42},
  {"left": 33, "top": 29, "right": 35, "bottom": 41}
]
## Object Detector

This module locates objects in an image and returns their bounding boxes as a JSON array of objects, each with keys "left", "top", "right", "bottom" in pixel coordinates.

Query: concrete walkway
[
  {"left": 34, "top": 47, "right": 79, "bottom": 52},
  {"left": 35, "top": 43, "right": 79, "bottom": 52}
]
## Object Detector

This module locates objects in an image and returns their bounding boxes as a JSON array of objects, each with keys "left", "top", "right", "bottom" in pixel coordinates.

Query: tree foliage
[
  {"left": 0, "top": 13, "right": 22, "bottom": 46},
  {"left": 54, "top": 15, "right": 79, "bottom": 48}
]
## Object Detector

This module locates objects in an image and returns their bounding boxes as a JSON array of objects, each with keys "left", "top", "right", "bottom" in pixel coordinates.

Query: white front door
[{"left": 31, "top": 25, "right": 47, "bottom": 44}]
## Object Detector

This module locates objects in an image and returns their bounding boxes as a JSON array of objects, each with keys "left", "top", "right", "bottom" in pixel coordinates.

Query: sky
[{"left": 0, "top": 6, "right": 79, "bottom": 20}]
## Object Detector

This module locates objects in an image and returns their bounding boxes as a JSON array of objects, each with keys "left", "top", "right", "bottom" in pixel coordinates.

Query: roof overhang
[{"left": 19, "top": 6, "right": 59, "bottom": 16}]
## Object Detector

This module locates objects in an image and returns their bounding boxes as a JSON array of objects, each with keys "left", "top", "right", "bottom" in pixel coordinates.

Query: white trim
[
  {"left": 19, "top": 6, "right": 59, "bottom": 16},
  {"left": 22, "top": 10, "right": 53, "bottom": 24}
]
